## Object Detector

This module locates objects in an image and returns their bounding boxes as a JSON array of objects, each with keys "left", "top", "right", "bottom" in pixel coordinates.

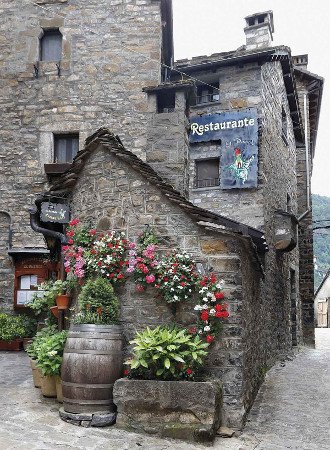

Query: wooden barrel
[{"left": 61, "top": 324, "right": 123, "bottom": 414}]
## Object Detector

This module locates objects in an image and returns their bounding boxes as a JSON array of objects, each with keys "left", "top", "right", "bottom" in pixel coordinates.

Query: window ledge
[
  {"left": 191, "top": 186, "right": 222, "bottom": 192},
  {"left": 44, "top": 163, "right": 72, "bottom": 175},
  {"left": 190, "top": 101, "right": 221, "bottom": 109}
]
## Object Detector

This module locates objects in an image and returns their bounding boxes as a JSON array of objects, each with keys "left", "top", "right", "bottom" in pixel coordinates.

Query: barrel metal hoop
[
  {"left": 62, "top": 381, "right": 113, "bottom": 388},
  {"left": 64, "top": 349, "right": 122, "bottom": 355},
  {"left": 63, "top": 397, "right": 112, "bottom": 405}
]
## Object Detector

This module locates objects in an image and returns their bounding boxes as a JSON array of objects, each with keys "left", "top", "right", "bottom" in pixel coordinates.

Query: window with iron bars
[
  {"left": 195, "top": 158, "right": 220, "bottom": 188},
  {"left": 196, "top": 83, "right": 220, "bottom": 105}
]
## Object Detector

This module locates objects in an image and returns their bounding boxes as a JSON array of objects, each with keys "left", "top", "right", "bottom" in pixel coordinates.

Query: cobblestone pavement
[{"left": 0, "top": 329, "right": 329, "bottom": 450}]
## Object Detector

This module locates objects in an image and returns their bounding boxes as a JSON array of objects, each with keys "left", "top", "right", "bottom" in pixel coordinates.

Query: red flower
[
  {"left": 200, "top": 280, "right": 206, "bottom": 287},
  {"left": 215, "top": 292, "right": 225, "bottom": 300},
  {"left": 186, "top": 368, "right": 193, "bottom": 375},
  {"left": 69, "top": 218, "right": 79, "bottom": 227},
  {"left": 206, "top": 335, "right": 214, "bottom": 343},
  {"left": 97, "top": 261, "right": 102, "bottom": 267},
  {"left": 201, "top": 310, "right": 209, "bottom": 321},
  {"left": 68, "top": 239, "right": 74, "bottom": 245},
  {"left": 66, "top": 230, "right": 75, "bottom": 237},
  {"left": 215, "top": 310, "right": 229, "bottom": 318},
  {"left": 89, "top": 229, "right": 97, "bottom": 236},
  {"left": 145, "top": 274, "right": 155, "bottom": 284},
  {"left": 123, "top": 369, "right": 129, "bottom": 376},
  {"left": 180, "top": 282, "right": 186, "bottom": 287},
  {"left": 210, "top": 273, "right": 217, "bottom": 283},
  {"left": 117, "top": 273, "right": 124, "bottom": 279},
  {"left": 188, "top": 327, "right": 197, "bottom": 334},
  {"left": 64, "top": 267, "right": 70, "bottom": 273},
  {"left": 163, "top": 277, "right": 169, "bottom": 282},
  {"left": 142, "top": 266, "right": 149, "bottom": 274}
]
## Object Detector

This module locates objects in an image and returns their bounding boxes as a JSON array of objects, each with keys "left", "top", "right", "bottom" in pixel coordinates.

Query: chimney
[
  {"left": 292, "top": 54, "right": 308, "bottom": 70},
  {"left": 244, "top": 11, "right": 274, "bottom": 50}
]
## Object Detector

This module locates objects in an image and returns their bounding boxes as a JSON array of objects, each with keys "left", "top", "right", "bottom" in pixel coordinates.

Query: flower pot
[
  {"left": 30, "top": 359, "right": 43, "bottom": 388},
  {"left": 50, "top": 306, "right": 59, "bottom": 318},
  {"left": 41, "top": 374, "right": 57, "bottom": 397},
  {"left": 0, "top": 339, "right": 23, "bottom": 351},
  {"left": 56, "top": 294, "right": 71, "bottom": 310},
  {"left": 55, "top": 375, "right": 63, "bottom": 403},
  {"left": 61, "top": 324, "right": 123, "bottom": 414}
]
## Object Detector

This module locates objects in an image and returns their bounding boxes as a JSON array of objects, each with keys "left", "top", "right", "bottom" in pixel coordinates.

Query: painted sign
[
  {"left": 190, "top": 109, "right": 258, "bottom": 189},
  {"left": 40, "top": 202, "right": 70, "bottom": 224}
]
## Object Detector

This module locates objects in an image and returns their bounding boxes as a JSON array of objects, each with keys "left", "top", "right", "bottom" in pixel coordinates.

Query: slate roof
[{"left": 42, "top": 128, "right": 268, "bottom": 255}]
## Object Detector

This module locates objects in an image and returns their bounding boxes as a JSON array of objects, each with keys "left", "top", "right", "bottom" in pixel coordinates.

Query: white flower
[
  {"left": 47, "top": 350, "right": 57, "bottom": 357},
  {"left": 202, "top": 304, "right": 209, "bottom": 310},
  {"left": 194, "top": 305, "right": 203, "bottom": 311},
  {"left": 203, "top": 297, "right": 208, "bottom": 302},
  {"left": 211, "top": 294, "right": 216, "bottom": 302},
  {"left": 171, "top": 288, "right": 174, "bottom": 291},
  {"left": 204, "top": 326, "right": 210, "bottom": 332},
  {"left": 188, "top": 289, "right": 192, "bottom": 293},
  {"left": 209, "top": 309, "right": 215, "bottom": 315},
  {"left": 173, "top": 295, "right": 178, "bottom": 301},
  {"left": 178, "top": 285, "right": 183, "bottom": 290},
  {"left": 207, "top": 292, "right": 213, "bottom": 297}
]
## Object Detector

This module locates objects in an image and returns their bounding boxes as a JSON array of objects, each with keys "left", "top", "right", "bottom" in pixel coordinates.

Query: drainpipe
[
  {"left": 0, "top": 210, "right": 13, "bottom": 249},
  {"left": 29, "top": 207, "right": 68, "bottom": 245},
  {"left": 298, "top": 92, "right": 311, "bottom": 222}
]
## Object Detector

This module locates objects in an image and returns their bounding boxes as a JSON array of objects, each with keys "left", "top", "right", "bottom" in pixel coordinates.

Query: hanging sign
[
  {"left": 190, "top": 108, "right": 259, "bottom": 189},
  {"left": 40, "top": 202, "right": 70, "bottom": 224}
]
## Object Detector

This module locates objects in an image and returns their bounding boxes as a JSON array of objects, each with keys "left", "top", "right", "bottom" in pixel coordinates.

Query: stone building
[
  {"left": 0, "top": 0, "right": 172, "bottom": 309},
  {"left": 0, "top": 1, "right": 324, "bottom": 430}
]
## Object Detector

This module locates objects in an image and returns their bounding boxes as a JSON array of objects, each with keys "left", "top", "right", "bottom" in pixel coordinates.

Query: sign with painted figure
[
  {"left": 40, "top": 202, "right": 70, "bottom": 223},
  {"left": 189, "top": 108, "right": 259, "bottom": 189}
]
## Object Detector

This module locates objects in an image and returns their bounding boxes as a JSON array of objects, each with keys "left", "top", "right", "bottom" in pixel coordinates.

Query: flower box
[
  {"left": 0, "top": 339, "right": 23, "bottom": 351},
  {"left": 113, "top": 378, "right": 222, "bottom": 443}
]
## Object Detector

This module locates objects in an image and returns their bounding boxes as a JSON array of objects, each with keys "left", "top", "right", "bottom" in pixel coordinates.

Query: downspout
[
  {"left": 29, "top": 207, "right": 68, "bottom": 245},
  {"left": 298, "top": 92, "right": 311, "bottom": 222},
  {"left": 0, "top": 210, "right": 13, "bottom": 249}
]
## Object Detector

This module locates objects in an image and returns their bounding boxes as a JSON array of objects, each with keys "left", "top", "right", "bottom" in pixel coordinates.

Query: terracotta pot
[
  {"left": 41, "top": 375, "right": 57, "bottom": 397},
  {"left": 0, "top": 339, "right": 23, "bottom": 351},
  {"left": 56, "top": 294, "right": 71, "bottom": 310},
  {"left": 55, "top": 375, "right": 63, "bottom": 403},
  {"left": 30, "top": 359, "right": 43, "bottom": 388},
  {"left": 50, "top": 305, "right": 59, "bottom": 318}
]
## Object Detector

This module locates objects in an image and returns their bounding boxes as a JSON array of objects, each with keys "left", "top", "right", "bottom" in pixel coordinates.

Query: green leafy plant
[
  {"left": 35, "top": 331, "right": 68, "bottom": 376},
  {"left": 72, "top": 276, "right": 120, "bottom": 325},
  {"left": 26, "top": 324, "right": 58, "bottom": 359},
  {"left": 0, "top": 313, "right": 28, "bottom": 341},
  {"left": 126, "top": 326, "right": 209, "bottom": 381},
  {"left": 28, "top": 279, "right": 77, "bottom": 316}
]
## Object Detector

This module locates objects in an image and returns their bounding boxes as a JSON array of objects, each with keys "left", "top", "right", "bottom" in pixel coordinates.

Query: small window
[
  {"left": 157, "top": 90, "right": 175, "bottom": 113},
  {"left": 40, "top": 29, "right": 62, "bottom": 61},
  {"left": 54, "top": 134, "right": 79, "bottom": 163},
  {"left": 282, "top": 106, "right": 288, "bottom": 144},
  {"left": 196, "top": 83, "right": 219, "bottom": 104},
  {"left": 195, "top": 158, "right": 220, "bottom": 188}
]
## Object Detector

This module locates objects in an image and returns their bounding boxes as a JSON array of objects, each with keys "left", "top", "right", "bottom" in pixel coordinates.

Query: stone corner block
[{"left": 113, "top": 378, "right": 222, "bottom": 443}]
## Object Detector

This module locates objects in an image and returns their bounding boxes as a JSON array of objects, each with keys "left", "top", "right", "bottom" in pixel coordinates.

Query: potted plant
[
  {"left": 61, "top": 276, "right": 123, "bottom": 415},
  {"left": 0, "top": 313, "right": 26, "bottom": 351},
  {"left": 20, "top": 315, "right": 37, "bottom": 350},
  {"left": 34, "top": 330, "right": 68, "bottom": 399},
  {"left": 113, "top": 326, "right": 222, "bottom": 443},
  {"left": 26, "top": 324, "right": 58, "bottom": 388}
]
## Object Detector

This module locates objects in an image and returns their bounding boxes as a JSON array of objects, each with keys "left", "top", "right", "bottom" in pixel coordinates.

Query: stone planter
[
  {"left": 41, "top": 375, "right": 57, "bottom": 398},
  {"left": 113, "top": 379, "right": 222, "bottom": 443},
  {"left": 0, "top": 339, "right": 23, "bottom": 351},
  {"left": 30, "top": 358, "right": 42, "bottom": 388}
]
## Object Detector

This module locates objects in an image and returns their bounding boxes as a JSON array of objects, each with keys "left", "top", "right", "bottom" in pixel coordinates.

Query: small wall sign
[
  {"left": 190, "top": 108, "right": 259, "bottom": 189},
  {"left": 41, "top": 202, "right": 70, "bottom": 223}
]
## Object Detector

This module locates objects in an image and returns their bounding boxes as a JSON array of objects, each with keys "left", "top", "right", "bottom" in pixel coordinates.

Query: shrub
[
  {"left": 26, "top": 324, "right": 58, "bottom": 360},
  {"left": 126, "top": 326, "right": 209, "bottom": 381},
  {"left": 28, "top": 279, "right": 76, "bottom": 316},
  {"left": 0, "top": 313, "right": 28, "bottom": 341},
  {"left": 73, "top": 276, "right": 120, "bottom": 325},
  {"left": 35, "top": 331, "right": 68, "bottom": 376}
]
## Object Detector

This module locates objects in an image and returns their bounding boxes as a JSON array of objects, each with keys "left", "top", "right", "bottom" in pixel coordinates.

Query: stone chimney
[
  {"left": 244, "top": 11, "right": 274, "bottom": 50},
  {"left": 292, "top": 54, "right": 308, "bottom": 70}
]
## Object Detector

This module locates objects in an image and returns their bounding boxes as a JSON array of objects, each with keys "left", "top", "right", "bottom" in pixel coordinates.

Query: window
[
  {"left": 157, "top": 90, "right": 175, "bottom": 113},
  {"left": 40, "top": 29, "right": 62, "bottom": 61},
  {"left": 196, "top": 83, "right": 219, "bottom": 104},
  {"left": 54, "top": 134, "right": 79, "bottom": 163},
  {"left": 282, "top": 106, "right": 288, "bottom": 144},
  {"left": 195, "top": 158, "right": 220, "bottom": 188}
]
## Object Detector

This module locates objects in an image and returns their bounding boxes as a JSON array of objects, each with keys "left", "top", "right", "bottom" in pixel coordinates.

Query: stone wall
[
  {"left": 69, "top": 143, "right": 263, "bottom": 428},
  {"left": 0, "top": 0, "right": 163, "bottom": 308}
]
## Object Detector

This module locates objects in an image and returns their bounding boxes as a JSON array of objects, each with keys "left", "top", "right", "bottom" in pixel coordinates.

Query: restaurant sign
[
  {"left": 190, "top": 108, "right": 259, "bottom": 189},
  {"left": 40, "top": 202, "right": 70, "bottom": 224}
]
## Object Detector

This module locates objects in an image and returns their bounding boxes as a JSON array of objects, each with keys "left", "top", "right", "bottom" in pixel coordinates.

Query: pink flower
[
  {"left": 126, "top": 267, "right": 135, "bottom": 273},
  {"left": 129, "top": 242, "right": 136, "bottom": 250},
  {"left": 136, "top": 284, "right": 145, "bottom": 292},
  {"left": 145, "top": 274, "right": 155, "bottom": 284}
]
